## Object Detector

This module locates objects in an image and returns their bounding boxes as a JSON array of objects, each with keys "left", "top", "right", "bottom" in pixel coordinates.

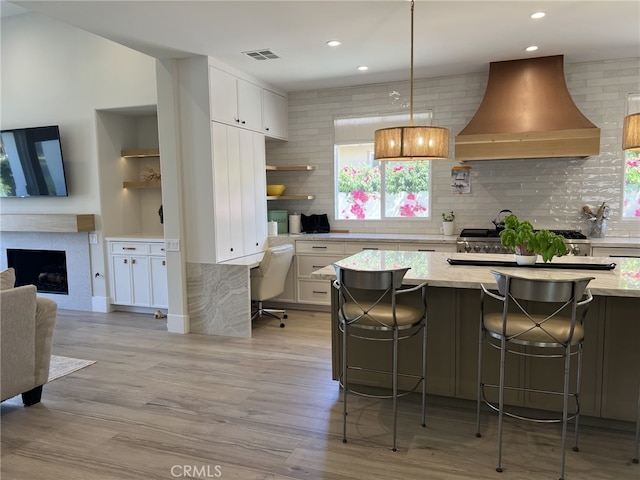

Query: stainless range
[{"left": 456, "top": 228, "right": 591, "bottom": 256}]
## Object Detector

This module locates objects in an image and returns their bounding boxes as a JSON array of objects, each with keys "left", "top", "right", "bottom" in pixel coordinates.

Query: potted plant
[
  {"left": 499, "top": 214, "right": 567, "bottom": 264},
  {"left": 441, "top": 211, "right": 455, "bottom": 236}
]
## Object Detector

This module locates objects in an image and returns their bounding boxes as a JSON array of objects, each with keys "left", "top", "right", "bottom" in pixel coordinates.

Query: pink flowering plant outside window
[
  {"left": 623, "top": 150, "right": 640, "bottom": 218},
  {"left": 337, "top": 165, "right": 381, "bottom": 219},
  {"left": 385, "top": 162, "right": 430, "bottom": 218}
]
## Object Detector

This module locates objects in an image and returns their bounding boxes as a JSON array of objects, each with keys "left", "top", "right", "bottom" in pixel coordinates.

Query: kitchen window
[
  {"left": 334, "top": 113, "right": 432, "bottom": 220},
  {"left": 623, "top": 149, "right": 640, "bottom": 218}
]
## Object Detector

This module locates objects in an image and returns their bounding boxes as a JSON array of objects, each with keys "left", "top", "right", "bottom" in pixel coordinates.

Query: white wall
[
  {"left": 266, "top": 58, "right": 640, "bottom": 238},
  {"left": 1, "top": 12, "right": 158, "bottom": 304}
]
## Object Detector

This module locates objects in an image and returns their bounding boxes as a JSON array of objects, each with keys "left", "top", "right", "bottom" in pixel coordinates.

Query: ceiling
[{"left": 3, "top": 1, "right": 640, "bottom": 92}]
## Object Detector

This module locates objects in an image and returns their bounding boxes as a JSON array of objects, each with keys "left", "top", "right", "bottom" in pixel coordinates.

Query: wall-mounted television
[{"left": 0, "top": 125, "right": 69, "bottom": 197}]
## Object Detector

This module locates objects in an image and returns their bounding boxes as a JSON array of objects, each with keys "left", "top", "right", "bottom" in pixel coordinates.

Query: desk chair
[
  {"left": 250, "top": 244, "right": 294, "bottom": 327},
  {"left": 477, "top": 270, "right": 594, "bottom": 480},
  {"left": 333, "top": 265, "right": 427, "bottom": 451}
]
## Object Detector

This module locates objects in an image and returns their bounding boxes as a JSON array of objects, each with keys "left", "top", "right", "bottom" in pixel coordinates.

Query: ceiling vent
[
  {"left": 243, "top": 49, "right": 280, "bottom": 61},
  {"left": 455, "top": 55, "right": 601, "bottom": 161}
]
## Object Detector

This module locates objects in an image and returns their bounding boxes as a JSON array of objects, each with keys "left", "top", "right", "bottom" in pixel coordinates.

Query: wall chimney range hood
[{"left": 455, "top": 55, "right": 600, "bottom": 161}]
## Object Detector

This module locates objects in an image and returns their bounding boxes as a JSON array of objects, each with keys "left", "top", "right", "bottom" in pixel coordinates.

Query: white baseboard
[
  {"left": 167, "top": 313, "right": 190, "bottom": 334},
  {"left": 91, "top": 296, "right": 111, "bottom": 313}
]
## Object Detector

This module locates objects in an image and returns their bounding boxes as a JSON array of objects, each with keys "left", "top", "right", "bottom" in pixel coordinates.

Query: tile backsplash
[{"left": 266, "top": 58, "right": 640, "bottom": 238}]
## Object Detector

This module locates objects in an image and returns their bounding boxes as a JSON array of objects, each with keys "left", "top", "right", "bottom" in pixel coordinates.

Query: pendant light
[
  {"left": 374, "top": 0, "right": 449, "bottom": 161},
  {"left": 623, "top": 113, "right": 640, "bottom": 150},
  {"left": 623, "top": 92, "right": 640, "bottom": 151}
]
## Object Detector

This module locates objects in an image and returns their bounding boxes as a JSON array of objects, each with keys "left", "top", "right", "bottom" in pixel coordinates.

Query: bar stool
[
  {"left": 333, "top": 265, "right": 427, "bottom": 451},
  {"left": 476, "top": 270, "right": 594, "bottom": 480}
]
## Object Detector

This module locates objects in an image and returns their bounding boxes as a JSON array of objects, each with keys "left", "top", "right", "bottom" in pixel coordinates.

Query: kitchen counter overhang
[{"left": 312, "top": 251, "right": 640, "bottom": 298}]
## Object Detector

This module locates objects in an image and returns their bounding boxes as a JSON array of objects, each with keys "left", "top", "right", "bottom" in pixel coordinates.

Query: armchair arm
[{"left": 33, "top": 297, "right": 57, "bottom": 386}]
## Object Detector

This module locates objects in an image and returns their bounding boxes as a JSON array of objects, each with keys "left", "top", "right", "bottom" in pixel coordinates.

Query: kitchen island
[{"left": 312, "top": 251, "right": 640, "bottom": 422}]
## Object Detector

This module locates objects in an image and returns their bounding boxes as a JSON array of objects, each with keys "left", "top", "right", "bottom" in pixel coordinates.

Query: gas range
[{"left": 456, "top": 228, "right": 590, "bottom": 256}]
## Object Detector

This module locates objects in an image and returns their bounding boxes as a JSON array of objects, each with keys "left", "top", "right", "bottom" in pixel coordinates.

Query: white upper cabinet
[
  {"left": 209, "top": 66, "right": 262, "bottom": 132},
  {"left": 263, "top": 89, "right": 288, "bottom": 140}
]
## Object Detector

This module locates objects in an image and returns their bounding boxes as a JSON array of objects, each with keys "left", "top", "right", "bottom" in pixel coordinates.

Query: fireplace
[{"left": 7, "top": 248, "right": 68, "bottom": 294}]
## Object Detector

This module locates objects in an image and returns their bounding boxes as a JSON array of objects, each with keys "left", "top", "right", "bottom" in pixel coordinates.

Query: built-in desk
[{"left": 312, "top": 251, "right": 640, "bottom": 421}]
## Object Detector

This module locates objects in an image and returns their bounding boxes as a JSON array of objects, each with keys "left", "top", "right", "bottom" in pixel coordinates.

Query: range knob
[
  {"left": 493, "top": 245, "right": 502, "bottom": 253},
  {"left": 483, "top": 245, "right": 491, "bottom": 252},
  {"left": 571, "top": 246, "right": 582, "bottom": 255},
  {"left": 464, "top": 245, "right": 472, "bottom": 253},
  {"left": 473, "top": 245, "right": 482, "bottom": 252}
]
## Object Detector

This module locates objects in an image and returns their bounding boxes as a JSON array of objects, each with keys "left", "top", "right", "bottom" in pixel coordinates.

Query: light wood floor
[{"left": 1, "top": 308, "right": 637, "bottom": 480}]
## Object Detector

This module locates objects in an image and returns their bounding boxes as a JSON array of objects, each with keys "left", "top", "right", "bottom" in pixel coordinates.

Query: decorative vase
[
  {"left": 515, "top": 254, "right": 537, "bottom": 266},
  {"left": 442, "top": 221, "right": 455, "bottom": 236}
]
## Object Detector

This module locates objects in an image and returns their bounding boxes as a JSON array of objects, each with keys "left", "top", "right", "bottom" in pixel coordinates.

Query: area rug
[{"left": 48, "top": 355, "right": 96, "bottom": 382}]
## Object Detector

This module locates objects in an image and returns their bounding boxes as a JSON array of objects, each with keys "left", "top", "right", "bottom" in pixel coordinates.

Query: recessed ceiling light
[
  {"left": 530, "top": 11, "right": 546, "bottom": 19},
  {"left": 358, "top": 66, "right": 369, "bottom": 71},
  {"left": 326, "top": 40, "right": 341, "bottom": 47},
  {"left": 526, "top": 45, "right": 539, "bottom": 52}
]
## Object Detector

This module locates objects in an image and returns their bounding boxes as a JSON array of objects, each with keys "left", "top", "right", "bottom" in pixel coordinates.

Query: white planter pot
[
  {"left": 442, "top": 221, "right": 455, "bottom": 236},
  {"left": 515, "top": 254, "right": 537, "bottom": 266}
]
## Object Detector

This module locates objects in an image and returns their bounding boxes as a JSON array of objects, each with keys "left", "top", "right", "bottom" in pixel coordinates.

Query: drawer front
[
  {"left": 149, "top": 243, "right": 166, "bottom": 255},
  {"left": 297, "top": 279, "right": 333, "bottom": 305},
  {"left": 110, "top": 242, "right": 149, "bottom": 254},
  {"left": 397, "top": 242, "right": 457, "bottom": 253},
  {"left": 591, "top": 246, "right": 640, "bottom": 258},
  {"left": 296, "top": 241, "right": 345, "bottom": 255},
  {"left": 297, "top": 255, "right": 345, "bottom": 278},
  {"left": 344, "top": 242, "right": 397, "bottom": 254}
]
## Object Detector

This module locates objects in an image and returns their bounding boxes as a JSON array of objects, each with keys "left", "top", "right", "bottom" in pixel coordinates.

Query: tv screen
[{"left": 0, "top": 125, "right": 69, "bottom": 197}]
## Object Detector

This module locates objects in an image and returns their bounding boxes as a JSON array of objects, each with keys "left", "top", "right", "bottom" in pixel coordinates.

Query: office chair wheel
[{"left": 280, "top": 322, "right": 285, "bottom": 328}]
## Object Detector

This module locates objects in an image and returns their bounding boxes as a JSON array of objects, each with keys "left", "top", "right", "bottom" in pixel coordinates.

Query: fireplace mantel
[{"left": 0, "top": 214, "right": 95, "bottom": 233}]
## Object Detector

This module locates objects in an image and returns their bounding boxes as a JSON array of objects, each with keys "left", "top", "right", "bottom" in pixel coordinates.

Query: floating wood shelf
[
  {"left": 267, "top": 194, "right": 315, "bottom": 201},
  {"left": 266, "top": 165, "right": 315, "bottom": 171},
  {"left": 121, "top": 148, "right": 160, "bottom": 158},
  {"left": 123, "top": 181, "right": 162, "bottom": 189},
  {"left": 0, "top": 214, "right": 95, "bottom": 232}
]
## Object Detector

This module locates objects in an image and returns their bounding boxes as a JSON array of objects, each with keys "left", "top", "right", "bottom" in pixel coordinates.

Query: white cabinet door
[
  {"left": 212, "top": 123, "right": 235, "bottom": 262},
  {"left": 130, "top": 255, "right": 151, "bottom": 306},
  {"left": 209, "top": 67, "right": 239, "bottom": 126},
  {"left": 150, "top": 256, "right": 168, "bottom": 308},
  {"left": 240, "top": 129, "right": 267, "bottom": 256},
  {"left": 209, "top": 67, "right": 262, "bottom": 132},
  {"left": 263, "top": 89, "right": 287, "bottom": 139},
  {"left": 111, "top": 254, "right": 133, "bottom": 305},
  {"left": 212, "top": 123, "right": 267, "bottom": 262},
  {"left": 237, "top": 78, "right": 263, "bottom": 132}
]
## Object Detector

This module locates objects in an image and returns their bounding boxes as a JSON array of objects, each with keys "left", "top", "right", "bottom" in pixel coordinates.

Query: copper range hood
[{"left": 455, "top": 55, "right": 600, "bottom": 161}]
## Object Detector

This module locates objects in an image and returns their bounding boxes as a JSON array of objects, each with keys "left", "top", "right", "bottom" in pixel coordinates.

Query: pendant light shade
[
  {"left": 374, "top": 125, "right": 449, "bottom": 161},
  {"left": 373, "top": 0, "right": 449, "bottom": 161},
  {"left": 623, "top": 112, "right": 640, "bottom": 150}
]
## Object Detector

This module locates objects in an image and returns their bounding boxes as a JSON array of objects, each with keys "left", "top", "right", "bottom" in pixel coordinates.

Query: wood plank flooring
[{"left": 1, "top": 308, "right": 638, "bottom": 480}]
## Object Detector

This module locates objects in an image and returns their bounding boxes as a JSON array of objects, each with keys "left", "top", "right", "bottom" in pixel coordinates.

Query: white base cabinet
[{"left": 108, "top": 239, "right": 167, "bottom": 308}]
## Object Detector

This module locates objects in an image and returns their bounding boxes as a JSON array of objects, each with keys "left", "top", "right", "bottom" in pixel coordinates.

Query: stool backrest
[{"left": 491, "top": 270, "right": 593, "bottom": 303}]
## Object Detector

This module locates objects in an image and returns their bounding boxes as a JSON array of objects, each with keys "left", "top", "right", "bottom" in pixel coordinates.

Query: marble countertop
[
  {"left": 589, "top": 237, "right": 640, "bottom": 247},
  {"left": 311, "top": 251, "right": 640, "bottom": 298},
  {"left": 270, "top": 232, "right": 459, "bottom": 243},
  {"left": 105, "top": 235, "right": 164, "bottom": 241}
]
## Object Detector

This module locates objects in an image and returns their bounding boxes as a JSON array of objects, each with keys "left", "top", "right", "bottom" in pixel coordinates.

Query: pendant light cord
[{"left": 410, "top": 0, "right": 415, "bottom": 127}]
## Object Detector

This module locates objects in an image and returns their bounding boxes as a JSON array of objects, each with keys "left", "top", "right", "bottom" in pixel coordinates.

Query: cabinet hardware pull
[
  {"left": 313, "top": 265, "right": 324, "bottom": 268},
  {"left": 418, "top": 249, "right": 435, "bottom": 252},
  {"left": 312, "top": 246, "right": 327, "bottom": 249},
  {"left": 312, "top": 290, "right": 328, "bottom": 294},
  {"left": 162, "top": 261, "right": 166, "bottom": 266},
  {"left": 123, "top": 259, "right": 128, "bottom": 264},
  {"left": 123, "top": 247, "right": 136, "bottom": 250},
  {"left": 363, "top": 247, "right": 378, "bottom": 250},
  {"left": 160, "top": 248, "right": 165, "bottom": 251},
  {"left": 132, "top": 259, "right": 136, "bottom": 264}
]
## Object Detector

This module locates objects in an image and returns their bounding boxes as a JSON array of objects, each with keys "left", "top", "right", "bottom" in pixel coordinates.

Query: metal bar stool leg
[
  {"left": 475, "top": 311, "right": 485, "bottom": 438},
  {"left": 392, "top": 327, "right": 399, "bottom": 452},
  {"left": 342, "top": 323, "right": 348, "bottom": 444},
  {"left": 496, "top": 337, "right": 507, "bottom": 473},
  {"left": 559, "top": 345, "right": 572, "bottom": 480},
  {"left": 572, "top": 343, "right": 584, "bottom": 453},
  {"left": 421, "top": 319, "right": 427, "bottom": 428},
  {"left": 634, "top": 384, "right": 639, "bottom": 464}
]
